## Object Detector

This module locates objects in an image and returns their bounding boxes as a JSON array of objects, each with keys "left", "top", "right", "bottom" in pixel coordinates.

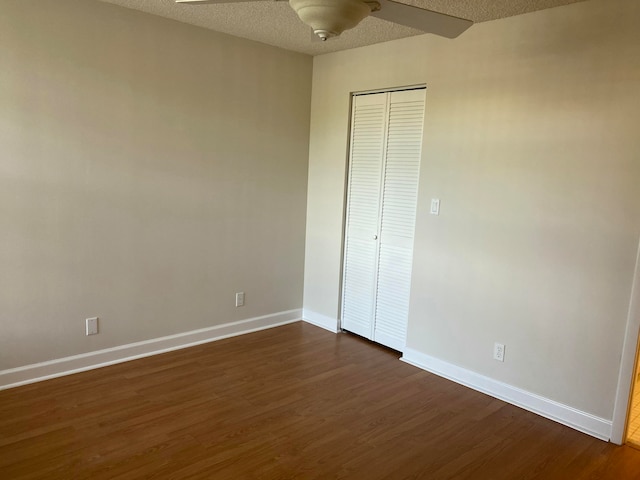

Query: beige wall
[
  {"left": 0, "top": 0, "right": 312, "bottom": 369},
  {"left": 303, "top": 0, "right": 640, "bottom": 419}
]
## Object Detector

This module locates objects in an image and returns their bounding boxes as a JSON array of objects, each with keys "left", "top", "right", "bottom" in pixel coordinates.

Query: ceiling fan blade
[
  {"left": 175, "top": 0, "right": 261, "bottom": 4},
  {"left": 371, "top": 0, "right": 472, "bottom": 39}
]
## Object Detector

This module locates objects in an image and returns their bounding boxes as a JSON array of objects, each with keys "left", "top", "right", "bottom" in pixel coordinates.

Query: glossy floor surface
[
  {"left": 2, "top": 322, "right": 640, "bottom": 479},
  {"left": 627, "top": 371, "right": 640, "bottom": 448}
]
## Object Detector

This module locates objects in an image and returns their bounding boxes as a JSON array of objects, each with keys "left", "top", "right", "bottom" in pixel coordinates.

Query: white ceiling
[{"left": 98, "top": 0, "right": 589, "bottom": 55}]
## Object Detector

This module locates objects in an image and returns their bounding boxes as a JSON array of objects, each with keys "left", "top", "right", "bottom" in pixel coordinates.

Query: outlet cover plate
[
  {"left": 235, "top": 292, "right": 245, "bottom": 307},
  {"left": 86, "top": 317, "right": 99, "bottom": 336}
]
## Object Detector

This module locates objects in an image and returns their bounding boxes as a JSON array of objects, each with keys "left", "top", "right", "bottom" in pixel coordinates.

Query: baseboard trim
[
  {"left": 0, "top": 309, "right": 302, "bottom": 391},
  {"left": 302, "top": 309, "right": 339, "bottom": 333},
  {"left": 401, "top": 347, "right": 612, "bottom": 442}
]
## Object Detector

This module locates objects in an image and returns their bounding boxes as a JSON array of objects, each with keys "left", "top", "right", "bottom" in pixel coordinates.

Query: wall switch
[
  {"left": 235, "top": 292, "right": 245, "bottom": 307},
  {"left": 430, "top": 198, "right": 440, "bottom": 215},
  {"left": 86, "top": 317, "right": 99, "bottom": 336},
  {"left": 493, "top": 342, "right": 505, "bottom": 362}
]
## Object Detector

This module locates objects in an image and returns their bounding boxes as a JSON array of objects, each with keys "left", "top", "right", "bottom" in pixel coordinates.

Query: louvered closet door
[
  {"left": 342, "top": 88, "right": 425, "bottom": 351},
  {"left": 341, "top": 94, "right": 388, "bottom": 338},
  {"left": 373, "top": 89, "right": 425, "bottom": 351}
]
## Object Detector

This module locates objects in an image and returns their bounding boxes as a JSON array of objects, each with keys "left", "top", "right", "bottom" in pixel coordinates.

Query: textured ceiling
[{"left": 98, "top": 0, "right": 589, "bottom": 55}]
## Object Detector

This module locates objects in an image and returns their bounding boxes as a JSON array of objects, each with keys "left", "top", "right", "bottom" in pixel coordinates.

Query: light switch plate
[{"left": 430, "top": 198, "right": 440, "bottom": 215}]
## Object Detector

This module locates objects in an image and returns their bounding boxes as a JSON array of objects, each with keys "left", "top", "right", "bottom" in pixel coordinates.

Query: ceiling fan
[{"left": 175, "top": 0, "right": 473, "bottom": 41}]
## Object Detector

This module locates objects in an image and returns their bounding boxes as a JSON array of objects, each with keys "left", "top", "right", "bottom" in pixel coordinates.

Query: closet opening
[{"left": 340, "top": 86, "right": 426, "bottom": 353}]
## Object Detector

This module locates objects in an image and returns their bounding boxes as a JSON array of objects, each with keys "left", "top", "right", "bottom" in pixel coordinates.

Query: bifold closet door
[
  {"left": 341, "top": 93, "right": 388, "bottom": 339},
  {"left": 341, "top": 89, "right": 425, "bottom": 351},
  {"left": 373, "top": 89, "right": 425, "bottom": 350}
]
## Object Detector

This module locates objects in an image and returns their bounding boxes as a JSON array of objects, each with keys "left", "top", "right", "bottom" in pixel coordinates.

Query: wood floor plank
[{"left": 1, "top": 321, "right": 640, "bottom": 479}]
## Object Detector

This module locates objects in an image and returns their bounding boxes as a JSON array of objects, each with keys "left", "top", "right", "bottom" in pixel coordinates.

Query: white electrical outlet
[
  {"left": 493, "top": 342, "right": 505, "bottom": 362},
  {"left": 235, "top": 292, "right": 245, "bottom": 307},
  {"left": 86, "top": 317, "right": 99, "bottom": 336}
]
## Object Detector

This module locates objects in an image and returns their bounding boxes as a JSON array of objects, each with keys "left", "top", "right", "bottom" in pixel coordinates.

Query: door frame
[
  {"left": 611, "top": 238, "right": 640, "bottom": 444},
  {"left": 338, "top": 84, "right": 426, "bottom": 333}
]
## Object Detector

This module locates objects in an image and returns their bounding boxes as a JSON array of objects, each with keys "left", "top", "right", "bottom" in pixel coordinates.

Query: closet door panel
[
  {"left": 373, "top": 89, "right": 425, "bottom": 350},
  {"left": 341, "top": 94, "right": 388, "bottom": 338},
  {"left": 373, "top": 243, "right": 414, "bottom": 349}
]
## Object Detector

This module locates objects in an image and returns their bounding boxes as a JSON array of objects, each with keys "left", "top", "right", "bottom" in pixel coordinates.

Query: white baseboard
[
  {"left": 0, "top": 309, "right": 302, "bottom": 391},
  {"left": 302, "top": 309, "right": 339, "bottom": 333},
  {"left": 401, "top": 347, "right": 612, "bottom": 442}
]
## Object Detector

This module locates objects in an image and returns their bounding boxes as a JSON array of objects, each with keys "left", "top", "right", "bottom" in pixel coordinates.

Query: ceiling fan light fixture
[
  {"left": 289, "top": 0, "right": 379, "bottom": 40},
  {"left": 314, "top": 29, "right": 335, "bottom": 41}
]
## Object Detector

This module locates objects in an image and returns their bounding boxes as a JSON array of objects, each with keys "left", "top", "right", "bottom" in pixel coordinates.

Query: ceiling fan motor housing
[{"left": 289, "top": 0, "right": 379, "bottom": 40}]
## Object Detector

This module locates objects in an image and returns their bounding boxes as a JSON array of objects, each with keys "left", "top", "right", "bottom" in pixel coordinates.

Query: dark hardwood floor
[{"left": 1, "top": 321, "right": 640, "bottom": 479}]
